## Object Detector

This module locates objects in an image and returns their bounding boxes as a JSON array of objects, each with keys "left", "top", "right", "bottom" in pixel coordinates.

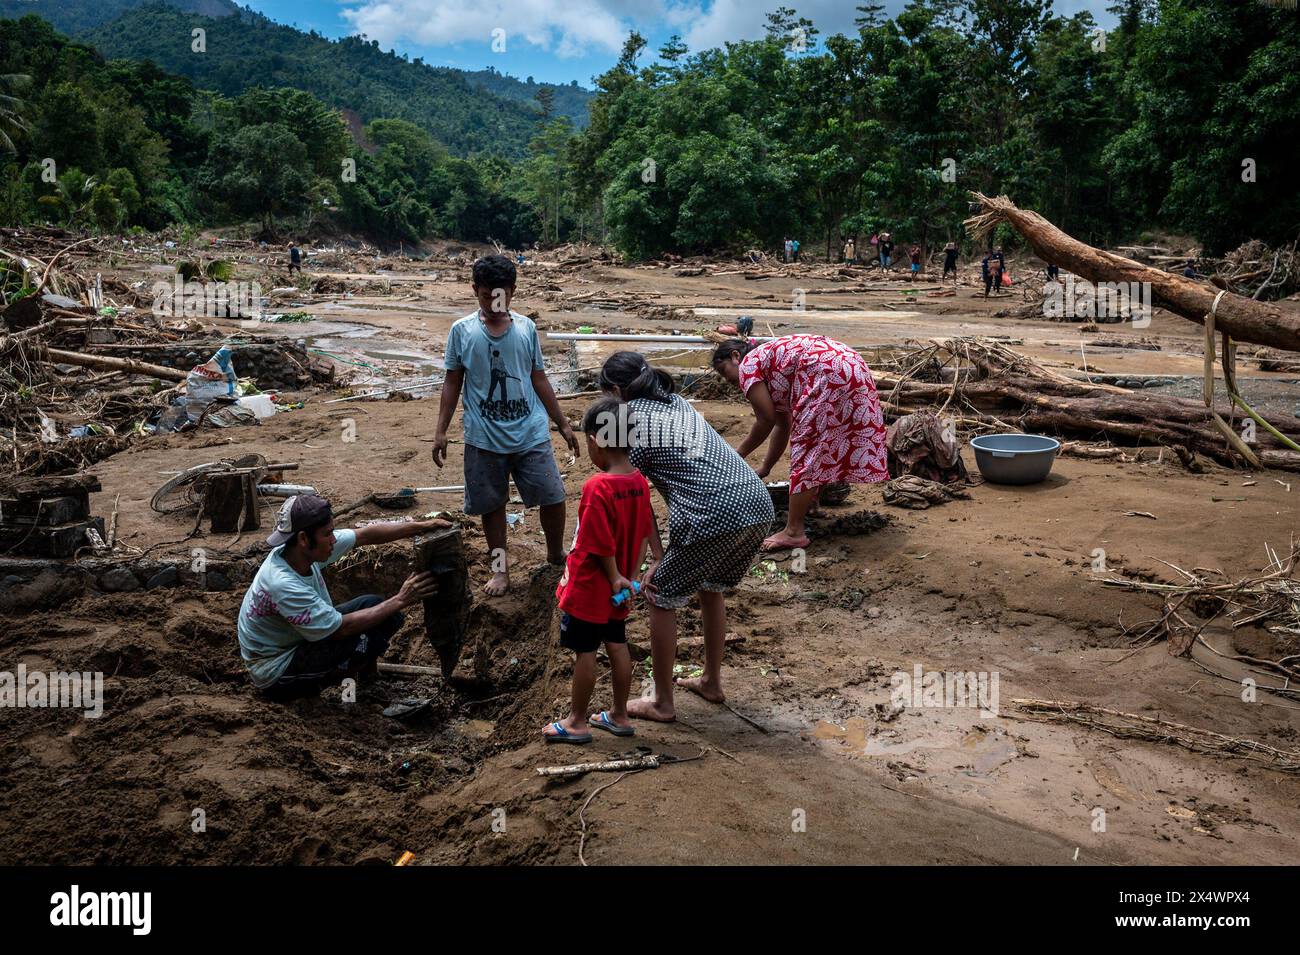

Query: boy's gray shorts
[{"left": 463, "top": 442, "right": 566, "bottom": 515}]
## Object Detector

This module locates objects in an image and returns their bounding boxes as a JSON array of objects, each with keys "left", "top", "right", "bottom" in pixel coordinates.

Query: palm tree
[
  {"left": 36, "top": 170, "right": 98, "bottom": 226},
  {"left": 0, "top": 73, "right": 31, "bottom": 154}
]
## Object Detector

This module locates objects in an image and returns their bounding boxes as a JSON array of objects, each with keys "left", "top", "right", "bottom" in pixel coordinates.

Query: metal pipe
[{"left": 546, "top": 333, "right": 742, "bottom": 343}]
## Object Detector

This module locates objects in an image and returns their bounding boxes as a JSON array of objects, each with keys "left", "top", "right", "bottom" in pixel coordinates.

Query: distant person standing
[
  {"left": 908, "top": 243, "right": 922, "bottom": 277},
  {"left": 288, "top": 243, "right": 302, "bottom": 275},
  {"left": 792, "top": 238, "right": 801, "bottom": 262},
  {"left": 878, "top": 233, "right": 894, "bottom": 272},
  {"left": 843, "top": 237, "right": 856, "bottom": 264},
  {"left": 783, "top": 238, "right": 792, "bottom": 263},
  {"left": 943, "top": 242, "right": 959, "bottom": 281},
  {"left": 981, "top": 249, "right": 1004, "bottom": 298}
]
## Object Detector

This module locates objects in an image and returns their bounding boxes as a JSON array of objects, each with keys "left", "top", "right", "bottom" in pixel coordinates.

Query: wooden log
[
  {"left": 0, "top": 517, "right": 104, "bottom": 558},
  {"left": 965, "top": 193, "right": 1300, "bottom": 353},
  {"left": 0, "top": 473, "right": 101, "bottom": 499},
  {"left": 536, "top": 755, "right": 660, "bottom": 777},
  {"left": 413, "top": 527, "right": 471, "bottom": 677},
  {"left": 0, "top": 495, "right": 90, "bottom": 525},
  {"left": 42, "top": 347, "right": 188, "bottom": 381}
]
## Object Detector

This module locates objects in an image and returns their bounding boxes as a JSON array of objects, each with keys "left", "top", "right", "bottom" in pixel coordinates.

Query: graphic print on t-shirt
[{"left": 480, "top": 342, "right": 528, "bottom": 422}]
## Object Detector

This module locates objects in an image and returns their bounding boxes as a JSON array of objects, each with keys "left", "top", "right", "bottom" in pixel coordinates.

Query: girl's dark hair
[
  {"left": 711, "top": 339, "right": 756, "bottom": 369},
  {"left": 599, "top": 351, "right": 675, "bottom": 403}
]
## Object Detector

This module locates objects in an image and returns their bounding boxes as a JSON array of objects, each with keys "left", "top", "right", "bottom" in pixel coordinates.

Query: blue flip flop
[
  {"left": 590, "top": 711, "right": 635, "bottom": 737},
  {"left": 544, "top": 721, "right": 592, "bottom": 745}
]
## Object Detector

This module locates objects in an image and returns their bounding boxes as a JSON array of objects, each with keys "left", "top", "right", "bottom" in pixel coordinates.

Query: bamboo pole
[{"left": 42, "top": 347, "right": 188, "bottom": 381}]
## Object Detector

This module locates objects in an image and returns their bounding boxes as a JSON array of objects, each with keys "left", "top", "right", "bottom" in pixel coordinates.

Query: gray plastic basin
[{"left": 969, "top": 433, "right": 1061, "bottom": 485}]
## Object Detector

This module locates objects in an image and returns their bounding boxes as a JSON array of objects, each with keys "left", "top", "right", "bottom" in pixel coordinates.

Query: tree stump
[{"left": 413, "top": 527, "right": 471, "bottom": 677}]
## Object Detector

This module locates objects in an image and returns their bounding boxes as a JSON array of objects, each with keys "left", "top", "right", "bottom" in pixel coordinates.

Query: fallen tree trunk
[
  {"left": 964, "top": 193, "right": 1300, "bottom": 353},
  {"left": 42, "top": 346, "right": 188, "bottom": 382}
]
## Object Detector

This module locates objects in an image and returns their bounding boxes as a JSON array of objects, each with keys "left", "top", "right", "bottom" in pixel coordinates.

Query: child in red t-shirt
[{"left": 544, "top": 397, "right": 661, "bottom": 744}]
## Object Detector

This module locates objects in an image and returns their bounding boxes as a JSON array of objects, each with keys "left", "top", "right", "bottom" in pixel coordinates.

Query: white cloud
[
  {"left": 680, "top": 1, "right": 1117, "bottom": 51},
  {"left": 339, "top": 0, "right": 636, "bottom": 57},
  {"left": 336, "top": 1, "right": 1118, "bottom": 61}
]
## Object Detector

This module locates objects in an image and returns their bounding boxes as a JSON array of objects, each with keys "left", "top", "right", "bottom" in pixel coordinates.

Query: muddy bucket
[{"left": 970, "top": 434, "right": 1060, "bottom": 485}]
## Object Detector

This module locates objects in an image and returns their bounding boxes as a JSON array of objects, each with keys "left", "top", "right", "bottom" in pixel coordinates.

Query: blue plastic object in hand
[{"left": 611, "top": 581, "right": 641, "bottom": 606}]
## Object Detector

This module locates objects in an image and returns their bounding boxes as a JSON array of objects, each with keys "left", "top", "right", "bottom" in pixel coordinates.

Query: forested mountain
[
  {"left": 1, "top": 0, "right": 592, "bottom": 157},
  {"left": 1, "top": 1, "right": 1296, "bottom": 258},
  {"left": 0, "top": 16, "right": 542, "bottom": 244},
  {"left": 0, "top": 0, "right": 239, "bottom": 35},
  {"left": 462, "top": 68, "right": 591, "bottom": 129}
]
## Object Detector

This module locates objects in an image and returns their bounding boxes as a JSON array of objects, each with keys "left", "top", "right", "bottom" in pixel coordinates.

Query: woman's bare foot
[
  {"left": 676, "top": 675, "right": 725, "bottom": 703},
  {"left": 762, "top": 531, "right": 810, "bottom": 552},
  {"left": 483, "top": 571, "right": 510, "bottom": 596},
  {"left": 627, "top": 696, "right": 675, "bottom": 722}
]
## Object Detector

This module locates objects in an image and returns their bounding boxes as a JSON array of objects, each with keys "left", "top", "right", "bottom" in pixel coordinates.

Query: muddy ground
[{"left": 2, "top": 244, "right": 1299, "bottom": 865}]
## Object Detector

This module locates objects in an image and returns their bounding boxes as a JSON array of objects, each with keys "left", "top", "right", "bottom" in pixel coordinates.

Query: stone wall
[{"left": 85, "top": 338, "right": 330, "bottom": 391}]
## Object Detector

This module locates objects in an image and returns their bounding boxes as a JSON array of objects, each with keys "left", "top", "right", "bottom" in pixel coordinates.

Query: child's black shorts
[{"left": 560, "top": 613, "right": 627, "bottom": 654}]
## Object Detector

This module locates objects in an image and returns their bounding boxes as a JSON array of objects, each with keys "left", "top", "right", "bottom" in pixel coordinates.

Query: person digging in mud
[
  {"left": 431, "top": 254, "right": 580, "bottom": 596},
  {"left": 712, "top": 335, "right": 887, "bottom": 552},
  {"left": 599, "top": 352, "right": 774, "bottom": 722},
  {"left": 236, "top": 494, "right": 449, "bottom": 702},
  {"left": 544, "top": 396, "right": 660, "bottom": 744}
]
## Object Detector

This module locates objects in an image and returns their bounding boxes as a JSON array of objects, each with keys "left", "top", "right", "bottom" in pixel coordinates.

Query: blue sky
[{"left": 245, "top": 0, "right": 1119, "bottom": 88}]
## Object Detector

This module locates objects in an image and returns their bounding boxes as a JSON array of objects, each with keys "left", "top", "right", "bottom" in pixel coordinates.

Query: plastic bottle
[{"left": 611, "top": 581, "right": 641, "bottom": 606}]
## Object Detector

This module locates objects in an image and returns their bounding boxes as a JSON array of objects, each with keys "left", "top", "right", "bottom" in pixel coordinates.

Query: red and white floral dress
[{"left": 738, "top": 335, "right": 887, "bottom": 494}]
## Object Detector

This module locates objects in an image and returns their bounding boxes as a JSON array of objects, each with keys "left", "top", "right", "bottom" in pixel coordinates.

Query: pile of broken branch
[
  {"left": 1095, "top": 543, "right": 1300, "bottom": 662},
  {"left": 1, "top": 235, "right": 211, "bottom": 476},
  {"left": 873, "top": 337, "right": 1300, "bottom": 471}
]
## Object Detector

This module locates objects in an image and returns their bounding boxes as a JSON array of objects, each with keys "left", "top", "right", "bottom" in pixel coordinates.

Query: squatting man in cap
[{"left": 236, "top": 494, "right": 447, "bottom": 701}]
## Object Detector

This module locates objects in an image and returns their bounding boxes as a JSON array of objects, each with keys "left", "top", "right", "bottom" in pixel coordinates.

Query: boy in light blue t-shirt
[{"left": 432, "top": 255, "right": 579, "bottom": 596}]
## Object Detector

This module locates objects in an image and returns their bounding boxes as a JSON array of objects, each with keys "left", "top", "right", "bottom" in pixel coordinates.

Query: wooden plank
[
  {"left": 204, "top": 473, "right": 247, "bottom": 534},
  {"left": 240, "top": 472, "right": 260, "bottom": 532},
  {"left": 413, "top": 527, "right": 470, "bottom": 676}
]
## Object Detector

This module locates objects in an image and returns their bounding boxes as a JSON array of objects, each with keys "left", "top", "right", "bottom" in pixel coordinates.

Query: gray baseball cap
[{"left": 266, "top": 494, "right": 332, "bottom": 546}]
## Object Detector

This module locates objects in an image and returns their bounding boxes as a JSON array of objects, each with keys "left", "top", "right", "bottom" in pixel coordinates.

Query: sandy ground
[{"left": 3, "top": 249, "right": 1299, "bottom": 865}]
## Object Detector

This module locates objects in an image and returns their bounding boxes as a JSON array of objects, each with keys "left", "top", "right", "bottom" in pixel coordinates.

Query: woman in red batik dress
[{"left": 712, "top": 334, "right": 887, "bottom": 551}]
